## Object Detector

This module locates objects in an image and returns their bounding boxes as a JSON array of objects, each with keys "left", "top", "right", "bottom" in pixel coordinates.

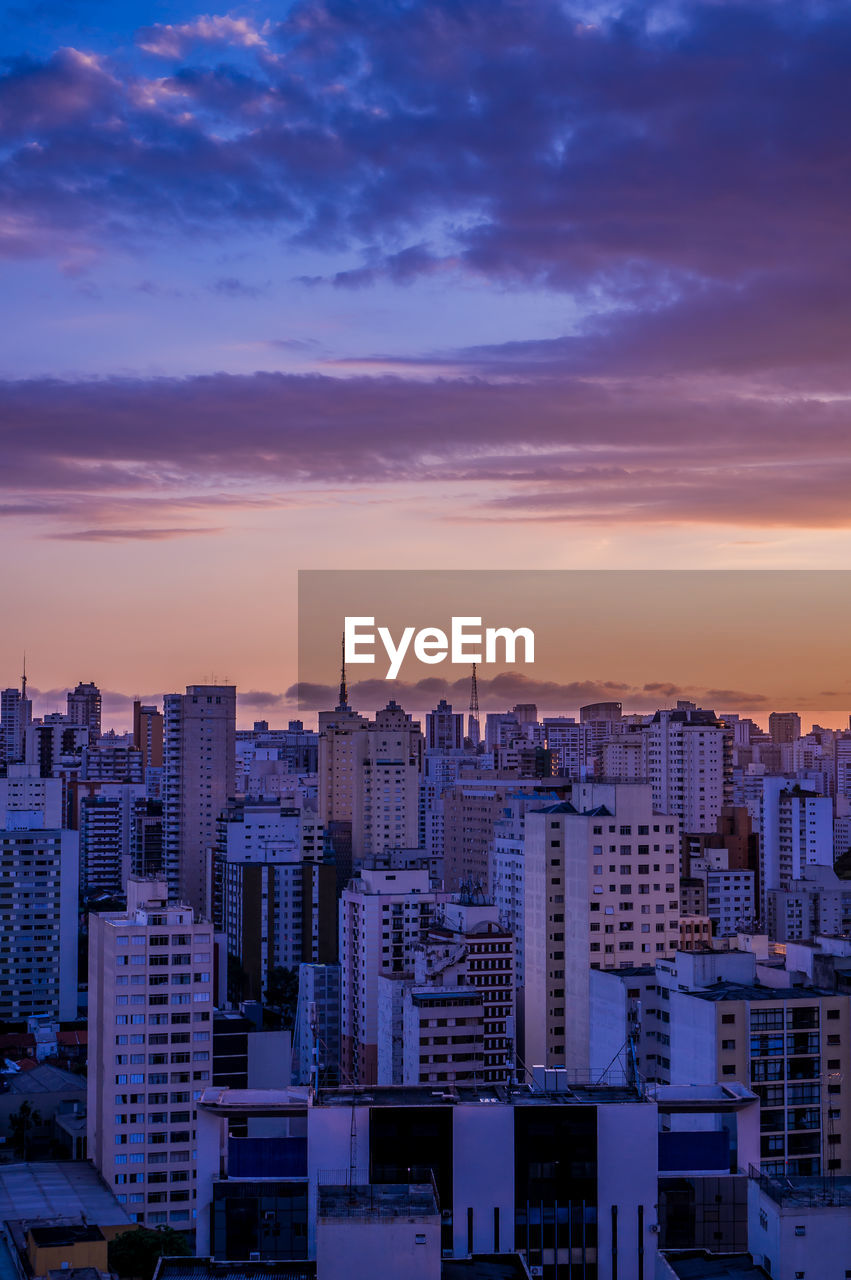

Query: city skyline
[{"left": 3, "top": 0, "right": 851, "bottom": 700}]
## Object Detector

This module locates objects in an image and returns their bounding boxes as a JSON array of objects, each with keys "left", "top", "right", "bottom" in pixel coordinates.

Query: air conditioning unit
[{"left": 249, "top": 1252, "right": 260, "bottom": 1262}]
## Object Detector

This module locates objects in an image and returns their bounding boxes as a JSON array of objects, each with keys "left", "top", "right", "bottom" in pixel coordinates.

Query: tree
[
  {"left": 9, "top": 1100, "right": 42, "bottom": 1159},
  {"left": 108, "top": 1227, "right": 191, "bottom": 1280},
  {"left": 265, "top": 965, "right": 299, "bottom": 1028}
]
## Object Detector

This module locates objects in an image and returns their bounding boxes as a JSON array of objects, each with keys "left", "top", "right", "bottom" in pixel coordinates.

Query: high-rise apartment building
[
  {"left": 163, "top": 685, "right": 236, "bottom": 915},
  {"left": 79, "top": 784, "right": 145, "bottom": 897},
  {"left": 644, "top": 706, "right": 730, "bottom": 834},
  {"left": 214, "top": 798, "right": 334, "bottom": 1003},
  {"left": 425, "top": 699, "right": 463, "bottom": 752},
  {"left": 339, "top": 867, "right": 440, "bottom": 1083},
  {"left": 759, "top": 778, "right": 833, "bottom": 918},
  {"left": 133, "top": 701, "right": 164, "bottom": 772},
  {"left": 87, "top": 878, "right": 214, "bottom": 1227},
  {"left": 319, "top": 701, "right": 422, "bottom": 866},
  {"left": 0, "top": 675, "right": 32, "bottom": 766},
  {"left": 67, "top": 682, "right": 102, "bottom": 745},
  {"left": 0, "top": 775, "right": 78, "bottom": 1021},
  {"left": 769, "top": 712, "right": 802, "bottom": 745},
  {"left": 524, "top": 782, "right": 680, "bottom": 1073}
]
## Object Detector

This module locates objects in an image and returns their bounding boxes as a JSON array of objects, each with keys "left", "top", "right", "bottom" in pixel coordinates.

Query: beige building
[
  {"left": 319, "top": 701, "right": 422, "bottom": 864},
  {"left": 524, "top": 781, "right": 680, "bottom": 1073},
  {"left": 87, "top": 878, "right": 214, "bottom": 1226}
]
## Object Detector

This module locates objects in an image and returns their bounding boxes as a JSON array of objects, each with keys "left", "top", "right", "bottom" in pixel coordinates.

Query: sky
[{"left": 2, "top": 0, "right": 851, "bottom": 726}]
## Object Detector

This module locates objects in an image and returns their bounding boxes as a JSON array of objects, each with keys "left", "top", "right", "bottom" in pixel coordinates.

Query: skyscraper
[
  {"left": 133, "top": 701, "right": 164, "bottom": 772},
  {"left": 67, "top": 681, "right": 102, "bottom": 745},
  {"left": 0, "top": 773, "right": 78, "bottom": 1021},
  {"left": 163, "top": 685, "right": 236, "bottom": 914},
  {"left": 0, "top": 662, "right": 32, "bottom": 765},
  {"left": 87, "top": 877, "right": 213, "bottom": 1226}
]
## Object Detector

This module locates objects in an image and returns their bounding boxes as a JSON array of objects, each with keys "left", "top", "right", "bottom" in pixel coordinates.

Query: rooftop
[
  {"left": 650, "top": 1084, "right": 758, "bottom": 1111},
  {"left": 154, "top": 1263, "right": 316, "bottom": 1280},
  {"left": 29, "top": 1225, "right": 104, "bottom": 1247},
  {"left": 661, "top": 1252, "right": 769, "bottom": 1279},
  {"left": 318, "top": 1182, "right": 438, "bottom": 1220},
  {"left": 7, "top": 1065, "right": 85, "bottom": 1096},
  {"left": 750, "top": 1167, "right": 851, "bottom": 1208},
  {"left": 0, "top": 1164, "right": 130, "bottom": 1227},
  {"left": 692, "top": 981, "right": 834, "bottom": 1003},
  {"left": 442, "top": 1256, "right": 531, "bottom": 1279}
]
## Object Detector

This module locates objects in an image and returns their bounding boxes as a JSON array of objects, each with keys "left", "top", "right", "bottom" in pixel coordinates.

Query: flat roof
[
  {"left": 651, "top": 1084, "right": 758, "bottom": 1110},
  {"left": 155, "top": 1263, "right": 316, "bottom": 1280},
  {"left": 318, "top": 1182, "right": 438, "bottom": 1220},
  {"left": 0, "top": 1164, "right": 130, "bottom": 1227},
  {"left": 29, "top": 1225, "right": 104, "bottom": 1247},
  {"left": 692, "top": 982, "right": 835, "bottom": 1003},
  {"left": 442, "top": 1256, "right": 531, "bottom": 1279},
  {"left": 662, "top": 1252, "right": 769, "bottom": 1279},
  {"left": 314, "top": 1083, "right": 644, "bottom": 1107}
]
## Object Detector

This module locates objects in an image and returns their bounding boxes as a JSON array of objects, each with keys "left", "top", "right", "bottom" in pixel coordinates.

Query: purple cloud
[{"left": 1, "top": 362, "right": 850, "bottom": 531}]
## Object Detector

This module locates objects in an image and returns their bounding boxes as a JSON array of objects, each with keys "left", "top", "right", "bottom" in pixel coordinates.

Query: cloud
[
  {"left": 1, "top": 0, "right": 849, "bottom": 307},
  {"left": 2, "top": 363, "right": 851, "bottom": 531},
  {"left": 283, "top": 672, "right": 768, "bottom": 715},
  {"left": 239, "top": 689, "right": 289, "bottom": 709},
  {"left": 43, "top": 526, "right": 224, "bottom": 541},
  {"left": 136, "top": 14, "right": 268, "bottom": 59},
  {"left": 210, "top": 276, "right": 269, "bottom": 298}
]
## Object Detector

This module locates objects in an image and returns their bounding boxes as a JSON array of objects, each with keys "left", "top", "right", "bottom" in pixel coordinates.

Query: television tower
[
  {"left": 467, "top": 663, "right": 480, "bottom": 748},
  {"left": 337, "top": 632, "right": 349, "bottom": 711}
]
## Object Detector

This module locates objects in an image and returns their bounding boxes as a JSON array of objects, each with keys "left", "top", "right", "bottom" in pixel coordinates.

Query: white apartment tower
[
  {"left": 87, "top": 878, "right": 214, "bottom": 1227},
  {"left": 524, "top": 782, "right": 680, "bottom": 1075},
  {"left": 645, "top": 707, "right": 729, "bottom": 833},
  {"left": 163, "top": 685, "right": 236, "bottom": 916},
  {"left": 339, "top": 867, "right": 440, "bottom": 1084}
]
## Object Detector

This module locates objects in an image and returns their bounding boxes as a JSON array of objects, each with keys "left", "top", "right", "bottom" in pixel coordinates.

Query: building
[
  {"left": 215, "top": 799, "right": 335, "bottom": 1003},
  {"left": 523, "top": 782, "right": 680, "bottom": 1073},
  {"left": 650, "top": 962, "right": 851, "bottom": 1177},
  {"left": 87, "top": 877, "right": 214, "bottom": 1226},
  {"left": 1, "top": 674, "right": 32, "bottom": 766},
  {"left": 748, "top": 1169, "right": 851, "bottom": 1280},
  {"left": 66, "top": 682, "right": 102, "bottom": 745},
  {"left": 759, "top": 780, "right": 833, "bottom": 916},
  {"left": 194, "top": 1079, "right": 660, "bottom": 1277},
  {"left": 425, "top": 699, "right": 464, "bottom": 752},
  {"left": 294, "top": 963, "right": 341, "bottom": 1087},
  {"left": 0, "top": 765, "right": 63, "bottom": 827},
  {"left": 133, "top": 701, "right": 164, "bottom": 772},
  {"left": 768, "top": 712, "right": 802, "bottom": 745},
  {"left": 339, "top": 868, "right": 440, "bottom": 1084},
  {"left": 767, "top": 867, "right": 851, "bottom": 942},
  {"left": 319, "top": 702, "right": 422, "bottom": 866},
  {"left": 0, "top": 792, "right": 78, "bottom": 1021},
  {"left": 79, "top": 785, "right": 146, "bottom": 897},
  {"left": 163, "top": 684, "right": 236, "bottom": 915},
  {"left": 644, "top": 707, "right": 730, "bottom": 835}
]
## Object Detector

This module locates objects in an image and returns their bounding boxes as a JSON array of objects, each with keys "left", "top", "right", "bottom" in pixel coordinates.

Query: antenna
[
  {"left": 21, "top": 652, "right": 27, "bottom": 703},
  {"left": 339, "top": 632, "right": 348, "bottom": 709},
  {"left": 467, "top": 663, "right": 480, "bottom": 748}
]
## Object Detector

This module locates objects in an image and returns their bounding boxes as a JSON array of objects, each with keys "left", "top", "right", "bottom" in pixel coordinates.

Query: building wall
[{"left": 87, "top": 882, "right": 213, "bottom": 1226}]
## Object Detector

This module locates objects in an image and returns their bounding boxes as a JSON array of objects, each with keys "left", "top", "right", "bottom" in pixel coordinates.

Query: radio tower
[
  {"left": 337, "top": 632, "right": 349, "bottom": 711},
  {"left": 467, "top": 663, "right": 481, "bottom": 748}
]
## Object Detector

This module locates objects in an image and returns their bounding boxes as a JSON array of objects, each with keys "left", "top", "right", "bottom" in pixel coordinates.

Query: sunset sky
[{"left": 2, "top": 0, "right": 851, "bottom": 726}]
